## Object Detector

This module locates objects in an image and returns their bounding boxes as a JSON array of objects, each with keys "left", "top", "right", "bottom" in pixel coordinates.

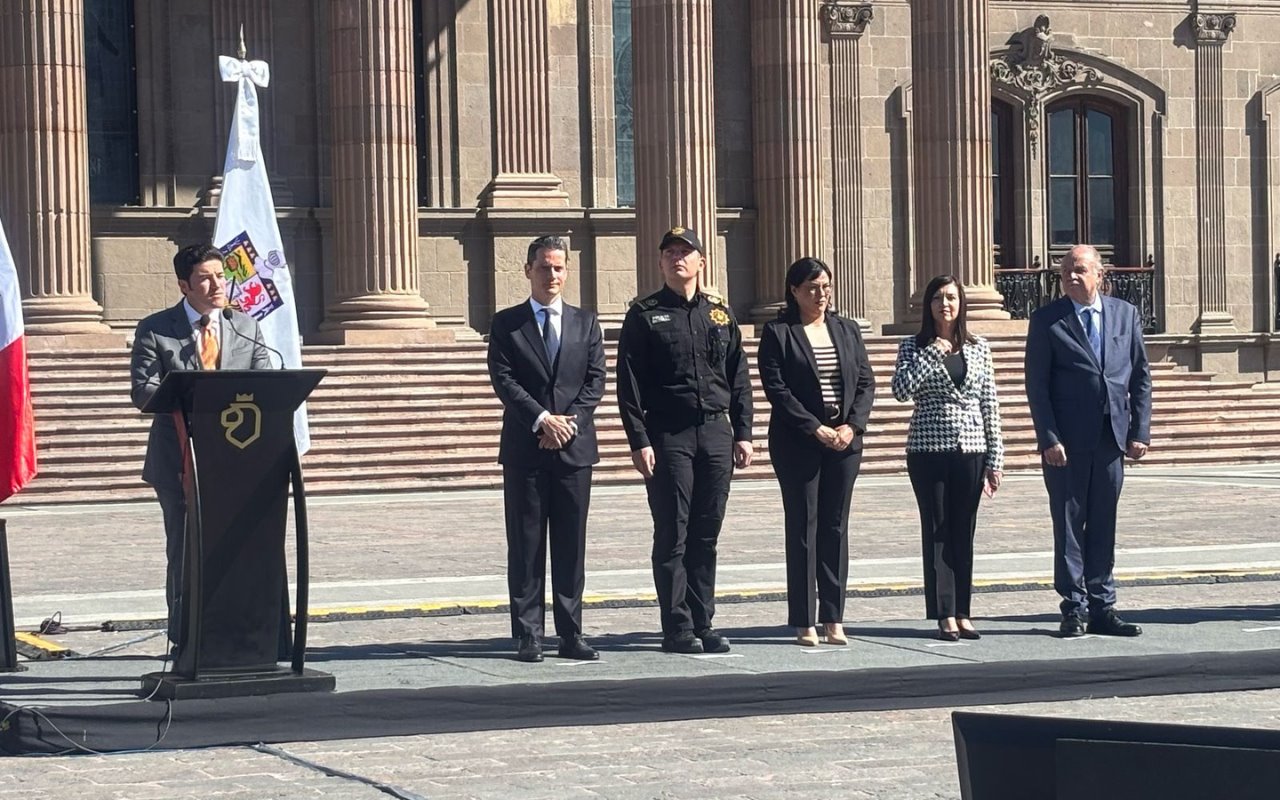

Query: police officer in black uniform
[{"left": 616, "top": 226, "right": 754, "bottom": 654}]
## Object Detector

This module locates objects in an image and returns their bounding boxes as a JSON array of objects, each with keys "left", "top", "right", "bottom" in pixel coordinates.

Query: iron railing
[{"left": 995, "top": 255, "right": 1159, "bottom": 334}]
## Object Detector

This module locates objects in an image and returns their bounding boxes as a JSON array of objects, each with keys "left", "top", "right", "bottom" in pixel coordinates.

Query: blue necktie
[
  {"left": 541, "top": 307, "right": 559, "bottom": 364},
  {"left": 1083, "top": 308, "right": 1102, "bottom": 364}
]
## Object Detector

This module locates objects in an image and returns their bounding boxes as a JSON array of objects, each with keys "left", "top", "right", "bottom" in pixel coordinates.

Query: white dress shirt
[
  {"left": 529, "top": 296, "right": 566, "bottom": 433},
  {"left": 1070, "top": 294, "right": 1104, "bottom": 364},
  {"left": 183, "top": 298, "right": 219, "bottom": 340}
]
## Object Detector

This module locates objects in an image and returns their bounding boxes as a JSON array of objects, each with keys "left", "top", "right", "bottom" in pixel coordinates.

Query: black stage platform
[{"left": 5, "top": 611, "right": 1280, "bottom": 755}]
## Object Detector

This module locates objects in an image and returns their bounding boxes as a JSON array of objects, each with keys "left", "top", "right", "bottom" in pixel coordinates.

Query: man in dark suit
[
  {"left": 487, "top": 235, "right": 606, "bottom": 663},
  {"left": 130, "top": 244, "right": 272, "bottom": 652},
  {"left": 1025, "top": 244, "right": 1152, "bottom": 638}
]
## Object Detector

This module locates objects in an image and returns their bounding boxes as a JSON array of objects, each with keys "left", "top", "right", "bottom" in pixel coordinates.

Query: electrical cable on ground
[{"left": 252, "top": 742, "right": 429, "bottom": 800}]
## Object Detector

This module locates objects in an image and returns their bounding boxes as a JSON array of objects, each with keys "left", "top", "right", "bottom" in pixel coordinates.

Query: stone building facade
[{"left": 2, "top": 0, "right": 1279, "bottom": 376}]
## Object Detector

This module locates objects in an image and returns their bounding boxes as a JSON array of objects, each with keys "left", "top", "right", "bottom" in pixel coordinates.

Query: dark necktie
[
  {"left": 1083, "top": 308, "right": 1102, "bottom": 364},
  {"left": 541, "top": 307, "right": 559, "bottom": 364}
]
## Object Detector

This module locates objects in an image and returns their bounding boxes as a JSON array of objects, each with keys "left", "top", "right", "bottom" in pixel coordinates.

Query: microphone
[
  {"left": 221, "top": 306, "right": 287, "bottom": 369},
  {"left": 198, "top": 313, "right": 211, "bottom": 330}
]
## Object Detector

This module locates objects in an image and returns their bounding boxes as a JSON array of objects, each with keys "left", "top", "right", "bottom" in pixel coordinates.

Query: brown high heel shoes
[{"left": 823, "top": 623, "right": 848, "bottom": 645}]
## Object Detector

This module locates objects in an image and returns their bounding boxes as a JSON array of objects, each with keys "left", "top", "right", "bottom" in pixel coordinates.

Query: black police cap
[{"left": 659, "top": 226, "right": 703, "bottom": 254}]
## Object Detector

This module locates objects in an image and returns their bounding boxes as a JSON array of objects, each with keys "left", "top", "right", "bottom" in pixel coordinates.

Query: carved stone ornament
[
  {"left": 990, "top": 15, "right": 1101, "bottom": 159},
  {"left": 1192, "top": 13, "right": 1237, "bottom": 45},
  {"left": 821, "top": 1, "right": 873, "bottom": 38}
]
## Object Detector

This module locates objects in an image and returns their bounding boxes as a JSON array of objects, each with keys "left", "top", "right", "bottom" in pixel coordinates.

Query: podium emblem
[{"left": 221, "top": 394, "right": 263, "bottom": 450}]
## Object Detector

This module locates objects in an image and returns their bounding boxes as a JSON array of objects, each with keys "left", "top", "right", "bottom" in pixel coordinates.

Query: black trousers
[
  {"left": 773, "top": 439, "right": 861, "bottom": 628},
  {"left": 906, "top": 451, "right": 985, "bottom": 620},
  {"left": 502, "top": 462, "right": 592, "bottom": 640},
  {"left": 647, "top": 416, "right": 734, "bottom": 635},
  {"left": 155, "top": 486, "right": 187, "bottom": 646},
  {"left": 1042, "top": 440, "right": 1123, "bottom": 620}
]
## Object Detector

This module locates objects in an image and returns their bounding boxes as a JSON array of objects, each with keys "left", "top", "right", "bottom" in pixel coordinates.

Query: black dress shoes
[
  {"left": 1058, "top": 616, "right": 1087, "bottom": 638},
  {"left": 661, "top": 630, "right": 704, "bottom": 654},
  {"left": 695, "top": 627, "right": 731, "bottom": 654},
  {"left": 516, "top": 634, "right": 544, "bottom": 662},
  {"left": 937, "top": 621, "right": 960, "bottom": 642},
  {"left": 1088, "top": 610, "right": 1143, "bottom": 637},
  {"left": 557, "top": 635, "right": 599, "bottom": 661}
]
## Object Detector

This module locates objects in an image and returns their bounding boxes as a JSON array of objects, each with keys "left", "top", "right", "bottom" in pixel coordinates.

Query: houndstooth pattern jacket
[{"left": 891, "top": 335, "right": 1004, "bottom": 471}]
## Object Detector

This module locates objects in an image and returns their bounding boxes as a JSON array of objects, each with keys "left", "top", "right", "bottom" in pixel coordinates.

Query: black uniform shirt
[{"left": 616, "top": 285, "right": 754, "bottom": 450}]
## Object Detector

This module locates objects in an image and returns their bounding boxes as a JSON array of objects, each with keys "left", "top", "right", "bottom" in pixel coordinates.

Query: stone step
[
  {"left": 13, "top": 444, "right": 1280, "bottom": 506},
  {"left": 26, "top": 363, "right": 1213, "bottom": 390},
  {"left": 28, "top": 421, "right": 1280, "bottom": 469},
  {"left": 15, "top": 335, "right": 1280, "bottom": 506}
]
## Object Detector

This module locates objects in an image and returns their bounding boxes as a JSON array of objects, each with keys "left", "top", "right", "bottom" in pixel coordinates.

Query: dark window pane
[
  {"left": 1050, "top": 177, "right": 1077, "bottom": 245},
  {"left": 85, "top": 0, "right": 139, "bottom": 205},
  {"left": 1087, "top": 109, "right": 1114, "bottom": 177},
  {"left": 1088, "top": 177, "right": 1116, "bottom": 245},
  {"left": 991, "top": 111, "right": 1000, "bottom": 170},
  {"left": 993, "top": 177, "right": 1002, "bottom": 244},
  {"left": 1048, "top": 108, "right": 1075, "bottom": 175},
  {"left": 613, "top": 0, "right": 634, "bottom": 208}
]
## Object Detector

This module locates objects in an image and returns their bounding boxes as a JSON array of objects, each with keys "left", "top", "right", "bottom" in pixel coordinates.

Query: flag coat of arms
[
  {"left": 0, "top": 217, "right": 37, "bottom": 503},
  {"left": 212, "top": 54, "right": 311, "bottom": 454}
]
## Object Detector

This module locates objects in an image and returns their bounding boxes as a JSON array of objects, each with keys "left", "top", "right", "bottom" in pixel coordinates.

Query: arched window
[
  {"left": 1045, "top": 96, "right": 1129, "bottom": 264},
  {"left": 992, "top": 100, "right": 1015, "bottom": 267}
]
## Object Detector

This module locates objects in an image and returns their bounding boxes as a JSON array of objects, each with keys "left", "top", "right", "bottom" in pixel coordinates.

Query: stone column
[
  {"left": 483, "top": 0, "right": 568, "bottom": 207},
  {"left": 632, "top": 0, "right": 719, "bottom": 294},
  {"left": 823, "top": 2, "right": 874, "bottom": 329},
  {"left": 907, "top": 0, "right": 1007, "bottom": 319},
  {"left": 1191, "top": 12, "right": 1236, "bottom": 332},
  {"left": 0, "top": 0, "right": 116, "bottom": 345},
  {"left": 749, "top": 0, "right": 824, "bottom": 321},
  {"left": 319, "top": 0, "right": 438, "bottom": 343}
]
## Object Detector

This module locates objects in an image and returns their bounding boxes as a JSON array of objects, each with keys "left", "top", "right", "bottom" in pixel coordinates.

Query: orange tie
[{"left": 199, "top": 324, "right": 220, "bottom": 370}]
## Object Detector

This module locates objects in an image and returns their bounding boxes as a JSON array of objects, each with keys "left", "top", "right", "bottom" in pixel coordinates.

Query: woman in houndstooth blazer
[{"left": 892, "top": 275, "right": 1004, "bottom": 641}]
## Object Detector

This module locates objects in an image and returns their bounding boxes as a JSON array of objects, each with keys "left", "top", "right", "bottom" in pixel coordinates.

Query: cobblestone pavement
[
  {"left": 4, "top": 466, "right": 1278, "bottom": 611},
  {"left": 4, "top": 581, "right": 1280, "bottom": 799},
  {"left": 2, "top": 466, "right": 1279, "bottom": 798}
]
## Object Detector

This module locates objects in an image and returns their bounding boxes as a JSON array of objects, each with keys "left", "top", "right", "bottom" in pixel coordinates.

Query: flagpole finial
[{"left": 237, "top": 23, "right": 247, "bottom": 60}]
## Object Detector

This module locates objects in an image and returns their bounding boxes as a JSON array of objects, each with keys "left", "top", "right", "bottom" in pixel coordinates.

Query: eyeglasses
[{"left": 799, "top": 284, "right": 832, "bottom": 295}]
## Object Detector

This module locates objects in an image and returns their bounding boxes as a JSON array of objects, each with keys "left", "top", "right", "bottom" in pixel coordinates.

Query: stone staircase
[{"left": 15, "top": 336, "right": 1280, "bottom": 505}]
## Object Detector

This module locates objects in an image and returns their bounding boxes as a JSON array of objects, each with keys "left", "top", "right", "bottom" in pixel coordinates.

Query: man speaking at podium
[{"left": 129, "top": 244, "right": 272, "bottom": 653}]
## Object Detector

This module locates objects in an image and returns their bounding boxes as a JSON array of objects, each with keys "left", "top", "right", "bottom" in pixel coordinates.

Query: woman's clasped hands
[{"left": 814, "top": 424, "right": 857, "bottom": 451}]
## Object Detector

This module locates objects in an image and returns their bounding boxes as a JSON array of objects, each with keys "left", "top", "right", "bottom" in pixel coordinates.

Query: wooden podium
[{"left": 140, "top": 369, "right": 334, "bottom": 700}]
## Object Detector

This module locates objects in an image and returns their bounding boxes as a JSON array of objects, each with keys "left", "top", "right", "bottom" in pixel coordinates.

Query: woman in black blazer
[
  {"left": 891, "top": 275, "right": 1003, "bottom": 641},
  {"left": 758, "top": 258, "right": 876, "bottom": 647}
]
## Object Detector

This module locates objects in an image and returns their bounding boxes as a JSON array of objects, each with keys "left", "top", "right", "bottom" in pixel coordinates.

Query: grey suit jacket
[
  {"left": 1024, "top": 295, "right": 1152, "bottom": 454},
  {"left": 130, "top": 302, "right": 272, "bottom": 492}
]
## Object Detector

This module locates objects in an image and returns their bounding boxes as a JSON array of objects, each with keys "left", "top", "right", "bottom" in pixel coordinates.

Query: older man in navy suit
[
  {"left": 1025, "top": 244, "right": 1152, "bottom": 638},
  {"left": 487, "top": 235, "right": 606, "bottom": 662}
]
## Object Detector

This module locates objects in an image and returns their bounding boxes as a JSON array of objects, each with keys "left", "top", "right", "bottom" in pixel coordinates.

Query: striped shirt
[{"left": 812, "top": 344, "right": 843, "bottom": 408}]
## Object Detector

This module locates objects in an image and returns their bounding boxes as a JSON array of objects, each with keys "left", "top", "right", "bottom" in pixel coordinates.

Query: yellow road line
[{"left": 299, "top": 569, "right": 1280, "bottom": 621}]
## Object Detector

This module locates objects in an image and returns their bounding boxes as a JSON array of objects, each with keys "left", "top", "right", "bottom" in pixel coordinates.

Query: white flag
[{"left": 212, "top": 55, "right": 310, "bottom": 454}]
